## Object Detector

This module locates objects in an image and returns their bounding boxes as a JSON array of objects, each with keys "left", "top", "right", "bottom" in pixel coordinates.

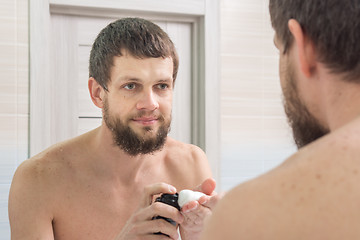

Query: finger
[
  {"left": 198, "top": 193, "right": 223, "bottom": 210},
  {"left": 143, "top": 218, "right": 180, "bottom": 240},
  {"left": 145, "top": 234, "right": 176, "bottom": 240},
  {"left": 150, "top": 202, "right": 184, "bottom": 224},
  {"left": 181, "top": 201, "right": 212, "bottom": 216},
  {"left": 130, "top": 219, "right": 179, "bottom": 240},
  {"left": 181, "top": 192, "right": 221, "bottom": 214},
  {"left": 133, "top": 199, "right": 184, "bottom": 228},
  {"left": 181, "top": 194, "right": 212, "bottom": 213},
  {"left": 181, "top": 204, "right": 212, "bottom": 225},
  {"left": 193, "top": 178, "right": 216, "bottom": 195},
  {"left": 181, "top": 200, "right": 199, "bottom": 213},
  {"left": 140, "top": 183, "right": 177, "bottom": 208}
]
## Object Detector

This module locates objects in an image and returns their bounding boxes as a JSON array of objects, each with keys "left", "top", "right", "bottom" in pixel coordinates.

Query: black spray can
[{"left": 152, "top": 193, "right": 180, "bottom": 236}]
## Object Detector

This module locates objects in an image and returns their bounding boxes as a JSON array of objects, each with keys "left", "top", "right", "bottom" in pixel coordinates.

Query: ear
[
  {"left": 288, "top": 19, "right": 316, "bottom": 78},
  {"left": 88, "top": 77, "right": 105, "bottom": 108}
]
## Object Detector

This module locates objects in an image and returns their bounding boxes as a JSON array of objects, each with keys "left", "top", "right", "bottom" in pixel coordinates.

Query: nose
[{"left": 136, "top": 89, "right": 159, "bottom": 111}]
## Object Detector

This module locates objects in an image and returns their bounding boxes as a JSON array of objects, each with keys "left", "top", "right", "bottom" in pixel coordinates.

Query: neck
[
  {"left": 322, "top": 76, "right": 360, "bottom": 131},
  {"left": 88, "top": 123, "right": 163, "bottom": 184}
]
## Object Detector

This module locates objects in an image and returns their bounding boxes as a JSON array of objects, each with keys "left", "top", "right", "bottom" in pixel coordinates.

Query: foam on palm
[{"left": 178, "top": 189, "right": 206, "bottom": 208}]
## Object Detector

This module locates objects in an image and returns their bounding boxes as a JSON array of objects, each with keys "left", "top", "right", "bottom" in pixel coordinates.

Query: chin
[{"left": 134, "top": 126, "right": 157, "bottom": 137}]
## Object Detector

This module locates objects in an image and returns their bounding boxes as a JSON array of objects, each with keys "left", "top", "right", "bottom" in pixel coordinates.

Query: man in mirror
[{"left": 9, "top": 17, "right": 219, "bottom": 240}]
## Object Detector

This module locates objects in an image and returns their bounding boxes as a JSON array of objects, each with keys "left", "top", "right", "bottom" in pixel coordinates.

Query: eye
[
  {"left": 157, "top": 83, "right": 169, "bottom": 90},
  {"left": 124, "top": 83, "right": 136, "bottom": 90}
]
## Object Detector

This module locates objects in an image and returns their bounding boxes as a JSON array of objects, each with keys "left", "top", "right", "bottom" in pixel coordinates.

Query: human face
[
  {"left": 275, "top": 36, "right": 329, "bottom": 149},
  {"left": 103, "top": 52, "right": 174, "bottom": 155}
]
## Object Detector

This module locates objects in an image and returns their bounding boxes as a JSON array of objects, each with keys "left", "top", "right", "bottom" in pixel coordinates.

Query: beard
[
  {"left": 102, "top": 98, "right": 171, "bottom": 156},
  {"left": 282, "top": 61, "right": 329, "bottom": 149}
]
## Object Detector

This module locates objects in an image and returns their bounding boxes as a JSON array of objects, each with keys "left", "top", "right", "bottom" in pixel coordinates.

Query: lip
[{"left": 132, "top": 117, "right": 158, "bottom": 126}]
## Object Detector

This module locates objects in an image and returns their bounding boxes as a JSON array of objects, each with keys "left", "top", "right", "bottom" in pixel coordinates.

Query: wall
[
  {"left": 220, "top": 0, "right": 297, "bottom": 191},
  {"left": 0, "top": 0, "right": 29, "bottom": 238}
]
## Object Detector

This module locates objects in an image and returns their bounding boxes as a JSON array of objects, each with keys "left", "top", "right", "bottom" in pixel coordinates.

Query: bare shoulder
[
  {"left": 201, "top": 179, "right": 268, "bottom": 239},
  {"left": 165, "top": 137, "right": 206, "bottom": 156},
  {"left": 164, "top": 137, "right": 208, "bottom": 166},
  {"left": 9, "top": 139, "right": 76, "bottom": 210},
  {"left": 13, "top": 129, "right": 95, "bottom": 182},
  {"left": 8, "top": 140, "right": 74, "bottom": 238},
  {"left": 9, "top": 132, "right": 92, "bottom": 212},
  {"left": 9, "top": 131, "right": 97, "bottom": 238},
  {"left": 202, "top": 121, "right": 360, "bottom": 240},
  {"left": 164, "top": 137, "right": 211, "bottom": 188}
]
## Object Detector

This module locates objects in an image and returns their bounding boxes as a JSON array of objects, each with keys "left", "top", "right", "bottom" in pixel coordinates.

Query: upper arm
[
  {"left": 201, "top": 173, "right": 311, "bottom": 240},
  {"left": 179, "top": 144, "right": 213, "bottom": 189},
  {"left": 9, "top": 160, "right": 55, "bottom": 240},
  {"left": 202, "top": 179, "right": 284, "bottom": 240},
  {"left": 166, "top": 140, "right": 212, "bottom": 190},
  {"left": 200, "top": 187, "right": 245, "bottom": 240},
  {"left": 190, "top": 145, "right": 212, "bottom": 179}
]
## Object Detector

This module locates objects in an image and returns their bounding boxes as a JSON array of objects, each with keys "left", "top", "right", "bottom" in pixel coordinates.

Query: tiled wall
[
  {"left": 0, "top": 0, "right": 29, "bottom": 238},
  {"left": 220, "top": 0, "right": 297, "bottom": 191}
]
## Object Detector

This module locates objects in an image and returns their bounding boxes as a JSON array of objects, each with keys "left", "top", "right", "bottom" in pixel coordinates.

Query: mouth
[{"left": 132, "top": 116, "right": 159, "bottom": 126}]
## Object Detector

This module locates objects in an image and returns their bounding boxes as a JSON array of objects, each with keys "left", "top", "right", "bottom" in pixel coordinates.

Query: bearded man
[
  {"left": 9, "top": 18, "right": 219, "bottom": 240},
  {"left": 201, "top": 0, "right": 360, "bottom": 239}
]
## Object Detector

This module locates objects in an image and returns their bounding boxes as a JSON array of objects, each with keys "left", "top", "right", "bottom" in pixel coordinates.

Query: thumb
[{"left": 194, "top": 178, "right": 216, "bottom": 195}]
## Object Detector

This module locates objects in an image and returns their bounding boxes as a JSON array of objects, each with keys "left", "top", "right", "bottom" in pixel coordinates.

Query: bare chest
[
  {"left": 52, "top": 182, "right": 144, "bottom": 240},
  {"left": 50, "top": 154, "right": 196, "bottom": 239}
]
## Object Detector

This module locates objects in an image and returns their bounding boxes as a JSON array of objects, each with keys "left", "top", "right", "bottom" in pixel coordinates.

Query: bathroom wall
[
  {"left": 0, "top": 0, "right": 29, "bottom": 238},
  {"left": 220, "top": 0, "right": 297, "bottom": 190}
]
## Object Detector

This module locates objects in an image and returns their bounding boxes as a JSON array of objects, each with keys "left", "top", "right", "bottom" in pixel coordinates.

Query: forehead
[{"left": 109, "top": 53, "right": 174, "bottom": 83}]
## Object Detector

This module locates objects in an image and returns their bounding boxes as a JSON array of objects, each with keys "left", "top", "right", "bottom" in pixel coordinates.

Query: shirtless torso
[
  {"left": 9, "top": 128, "right": 211, "bottom": 239},
  {"left": 10, "top": 17, "right": 218, "bottom": 240},
  {"left": 202, "top": 117, "right": 360, "bottom": 239},
  {"left": 201, "top": 2, "right": 360, "bottom": 238}
]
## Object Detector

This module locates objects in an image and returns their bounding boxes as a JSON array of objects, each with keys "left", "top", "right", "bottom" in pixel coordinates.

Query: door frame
[{"left": 30, "top": 0, "right": 220, "bottom": 184}]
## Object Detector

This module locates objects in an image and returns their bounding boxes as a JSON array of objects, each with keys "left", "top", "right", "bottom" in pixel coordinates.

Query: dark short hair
[
  {"left": 269, "top": 0, "right": 360, "bottom": 81},
  {"left": 89, "top": 17, "right": 179, "bottom": 90}
]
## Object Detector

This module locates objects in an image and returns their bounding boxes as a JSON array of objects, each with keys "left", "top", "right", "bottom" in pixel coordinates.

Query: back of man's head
[
  {"left": 269, "top": 0, "right": 360, "bottom": 82},
  {"left": 89, "top": 17, "right": 179, "bottom": 91}
]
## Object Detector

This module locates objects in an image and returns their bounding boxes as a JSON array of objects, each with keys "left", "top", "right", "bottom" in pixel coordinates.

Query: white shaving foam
[{"left": 178, "top": 189, "right": 206, "bottom": 208}]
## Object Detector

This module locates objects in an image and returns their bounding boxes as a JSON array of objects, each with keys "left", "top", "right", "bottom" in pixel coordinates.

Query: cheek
[
  {"left": 160, "top": 93, "right": 173, "bottom": 109},
  {"left": 159, "top": 104, "right": 172, "bottom": 121},
  {"left": 167, "top": 95, "right": 173, "bottom": 110},
  {"left": 106, "top": 98, "right": 129, "bottom": 118},
  {"left": 161, "top": 101, "right": 172, "bottom": 115}
]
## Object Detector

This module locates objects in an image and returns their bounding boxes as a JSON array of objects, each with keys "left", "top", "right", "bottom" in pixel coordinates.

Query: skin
[
  {"left": 9, "top": 52, "right": 219, "bottom": 240},
  {"left": 201, "top": 19, "right": 360, "bottom": 240}
]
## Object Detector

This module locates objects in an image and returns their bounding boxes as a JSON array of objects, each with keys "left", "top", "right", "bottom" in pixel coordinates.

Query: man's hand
[
  {"left": 179, "top": 178, "right": 222, "bottom": 240},
  {"left": 115, "top": 183, "right": 184, "bottom": 240}
]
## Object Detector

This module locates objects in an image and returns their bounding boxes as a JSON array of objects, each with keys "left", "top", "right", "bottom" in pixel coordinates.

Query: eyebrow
[
  {"left": 157, "top": 78, "right": 172, "bottom": 83},
  {"left": 117, "top": 76, "right": 173, "bottom": 83},
  {"left": 117, "top": 76, "right": 142, "bottom": 83}
]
